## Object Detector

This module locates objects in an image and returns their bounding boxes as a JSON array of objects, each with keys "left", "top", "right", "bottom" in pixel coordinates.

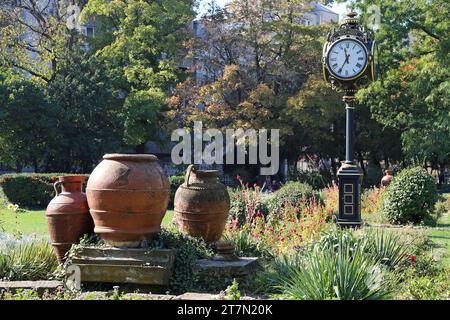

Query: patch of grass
[
  {"left": 0, "top": 207, "right": 175, "bottom": 236},
  {"left": 162, "top": 210, "right": 175, "bottom": 226},
  {"left": 0, "top": 208, "right": 47, "bottom": 236},
  {"left": 427, "top": 211, "right": 450, "bottom": 266}
]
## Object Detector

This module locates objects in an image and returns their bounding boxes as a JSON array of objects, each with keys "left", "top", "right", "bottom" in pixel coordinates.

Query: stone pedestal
[
  {"left": 70, "top": 247, "right": 175, "bottom": 286},
  {"left": 337, "top": 162, "right": 363, "bottom": 227}
]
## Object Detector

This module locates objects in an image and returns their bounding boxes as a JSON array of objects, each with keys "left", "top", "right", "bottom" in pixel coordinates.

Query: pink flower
[
  {"left": 231, "top": 218, "right": 238, "bottom": 230},
  {"left": 246, "top": 182, "right": 250, "bottom": 188},
  {"left": 253, "top": 183, "right": 257, "bottom": 188},
  {"left": 236, "top": 175, "right": 241, "bottom": 181}
]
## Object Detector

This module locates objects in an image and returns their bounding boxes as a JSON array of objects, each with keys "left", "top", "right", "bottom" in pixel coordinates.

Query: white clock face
[{"left": 327, "top": 39, "right": 367, "bottom": 79}]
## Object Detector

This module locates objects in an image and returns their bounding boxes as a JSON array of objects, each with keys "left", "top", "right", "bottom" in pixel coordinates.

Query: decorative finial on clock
[{"left": 343, "top": 11, "right": 359, "bottom": 25}]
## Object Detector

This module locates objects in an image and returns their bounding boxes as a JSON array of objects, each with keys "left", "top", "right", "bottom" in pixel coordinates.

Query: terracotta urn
[
  {"left": 381, "top": 169, "right": 394, "bottom": 187},
  {"left": 46, "top": 176, "right": 93, "bottom": 263},
  {"left": 174, "top": 165, "right": 230, "bottom": 242},
  {"left": 86, "top": 154, "right": 169, "bottom": 247}
]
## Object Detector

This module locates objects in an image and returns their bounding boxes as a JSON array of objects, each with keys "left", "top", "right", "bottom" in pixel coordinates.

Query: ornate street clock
[
  {"left": 323, "top": 12, "right": 377, "bottom": 92},
  {"left": 322, "top": 12, "right": 377, "bottom": 227}
]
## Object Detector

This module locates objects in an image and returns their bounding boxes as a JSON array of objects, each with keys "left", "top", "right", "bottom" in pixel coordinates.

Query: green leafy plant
[
  {"left": 223, "top": 279, "right": 241, "bottom": 300},
  {"left": 379, "top": 167, "right": 438, "bottom": 224},
  {"left": 150, "top": 226, "right": 213, "bottom": 294},
  {"left": 399, "top": 268, "right": 450, "bottom": 300}
]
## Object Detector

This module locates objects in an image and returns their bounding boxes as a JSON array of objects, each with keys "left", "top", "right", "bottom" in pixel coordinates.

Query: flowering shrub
[
  {"left": 361, "top": 187, "right": 385, "bottom": 216},
  {"left": 323, "top": 182, "right": 339, "bottom": 217},
  {"left": 264, "top": 181, "right": 315, "bottom": 216},
  {"left": 226, "top": 180, "right": 335, "bottom": 255},
  {"left": 228, "top": 177, "right": 269, "bottom": 227}
]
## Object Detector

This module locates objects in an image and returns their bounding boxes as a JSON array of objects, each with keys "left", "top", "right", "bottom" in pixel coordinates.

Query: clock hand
[
  {"left": 338, "top": 57, "right": 347, "bottom": 73},
  {"left": 344, "top": 49, "right": 350, "bottom": 64}
]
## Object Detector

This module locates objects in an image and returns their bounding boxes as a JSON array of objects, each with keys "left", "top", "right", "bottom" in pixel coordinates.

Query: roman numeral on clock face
[{"left": 356, "top": 63, "right": 362, "bottom": 68}]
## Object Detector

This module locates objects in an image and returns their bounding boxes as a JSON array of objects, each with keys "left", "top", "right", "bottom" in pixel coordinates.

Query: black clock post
[{"left": 322, "top": 12, "right": 377, "bottom": 228}]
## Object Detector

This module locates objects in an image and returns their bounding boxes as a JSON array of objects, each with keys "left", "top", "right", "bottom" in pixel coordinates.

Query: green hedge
[
  {"left": 0, "top": 173, "right": 89, "bottom": 208},
  {"left": 265, "top": 181, "right": 316, "bottom": 215},
  {"left": 0, "top": 173, "right": 189, "bottom": 210},
  {"left": 169, "top": 175, "right": 185, "bottom": 209}
]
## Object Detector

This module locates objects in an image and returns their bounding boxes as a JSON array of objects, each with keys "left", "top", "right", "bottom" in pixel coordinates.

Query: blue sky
[{"left": 197, "top": 1, "right": 349, "bottom": 20}]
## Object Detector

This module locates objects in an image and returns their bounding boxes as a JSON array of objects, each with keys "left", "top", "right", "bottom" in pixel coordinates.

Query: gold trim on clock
[
  {"left": 344, "top": 205, "right": 354, "bottom": 215},
  {"left": 344, "top": 183, "right": 354, "bottom": 193},
  {"left": 344, "top": 194, "right": 353, "bottom": 204}
]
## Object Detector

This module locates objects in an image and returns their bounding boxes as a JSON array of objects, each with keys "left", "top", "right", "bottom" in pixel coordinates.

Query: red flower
[
  {"left": 280, "top": 237, "right": 285, "bottom": 242},
  {"left": 255, "top": 210, "right": 263, "bottom": 218},
  {"left": 410, "top": 255, "right": 415, "bottom": 264}
]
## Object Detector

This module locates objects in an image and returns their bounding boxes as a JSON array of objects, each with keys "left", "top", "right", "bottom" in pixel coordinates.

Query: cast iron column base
[{"left": 337, "top": 161, "right": 363, "bottom": 228}]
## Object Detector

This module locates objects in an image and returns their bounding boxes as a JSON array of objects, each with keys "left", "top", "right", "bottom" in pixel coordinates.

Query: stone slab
[
  {"left": 195, "top": 257, "right": 261, "bottom": 290},
  {"left": 175, "top": 292, "right": 256, "bottom": 300},
  {"left": 175, "top": 292, "right": 217, "bottom": 300},
  {"left": 0, "top": 281, "right": 63, "bottom": 295},
  {"left": 71, "top": 247, "right": 175, "bottom": 286}
]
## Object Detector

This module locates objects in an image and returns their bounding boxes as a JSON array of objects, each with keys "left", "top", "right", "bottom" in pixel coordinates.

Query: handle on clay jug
[
  {"left": 53, "top": 181, "right": 62, "bottom": 196},
  {"left": 184, "top": 164, "right": 196, "bottom": 188}
]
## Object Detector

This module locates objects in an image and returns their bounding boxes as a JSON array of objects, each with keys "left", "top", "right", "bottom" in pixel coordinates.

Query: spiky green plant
[
  {"left": 364, "top": 229, "right": 411, "bottom": 270},
  {"left": 0, "top": 233, "right": 57, "bottom": 281},
  {"left": 267, "top": 229, "right": 397, "bottom": 300}
]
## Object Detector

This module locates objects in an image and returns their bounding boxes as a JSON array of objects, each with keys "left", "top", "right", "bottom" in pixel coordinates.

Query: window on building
[{"left": 85, "top": 26, "right": 95, "bottom": 37}]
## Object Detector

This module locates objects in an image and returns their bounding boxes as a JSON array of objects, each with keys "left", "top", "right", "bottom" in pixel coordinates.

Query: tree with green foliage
[
  {"left": 0, "top": 69, "right": 58, "bottom": 172},
  {"left": 0, "top": 0, "right": 87, "bottom": 82},
  {"left": 333, "top": 0, "right": 450, "bottom": 171},
  {"left": 168, "top": 0, "right": 329, "bottom": 171},
  {"left": 81, "top": 0, "right": 197, "bottom": 149},
  {"left": 44, "top": 52, "right": 124, "bottom": 172}
]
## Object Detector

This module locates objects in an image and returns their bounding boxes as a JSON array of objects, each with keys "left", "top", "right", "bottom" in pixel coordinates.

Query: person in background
[{"left": 271, "top": 180, "right": 281, "bottom": 192}]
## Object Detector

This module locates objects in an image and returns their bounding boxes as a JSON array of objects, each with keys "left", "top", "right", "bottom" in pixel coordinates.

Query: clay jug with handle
[{"left": 46, "top": 176, "right": 93, "bottom": 263}]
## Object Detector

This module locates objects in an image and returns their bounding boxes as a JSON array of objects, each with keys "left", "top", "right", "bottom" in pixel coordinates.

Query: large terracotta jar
[
  {"left": 86, "top": 154, "right": 169, "bottom": 247},
  {"left": 174, "top": 165, "right": 230, "bottom": 242},
  {"left": 46, "top": 176, "right": 93, "bottom": 263},
  {"left": 381, "top": 169, "right": 394, "bottom": 187}
]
